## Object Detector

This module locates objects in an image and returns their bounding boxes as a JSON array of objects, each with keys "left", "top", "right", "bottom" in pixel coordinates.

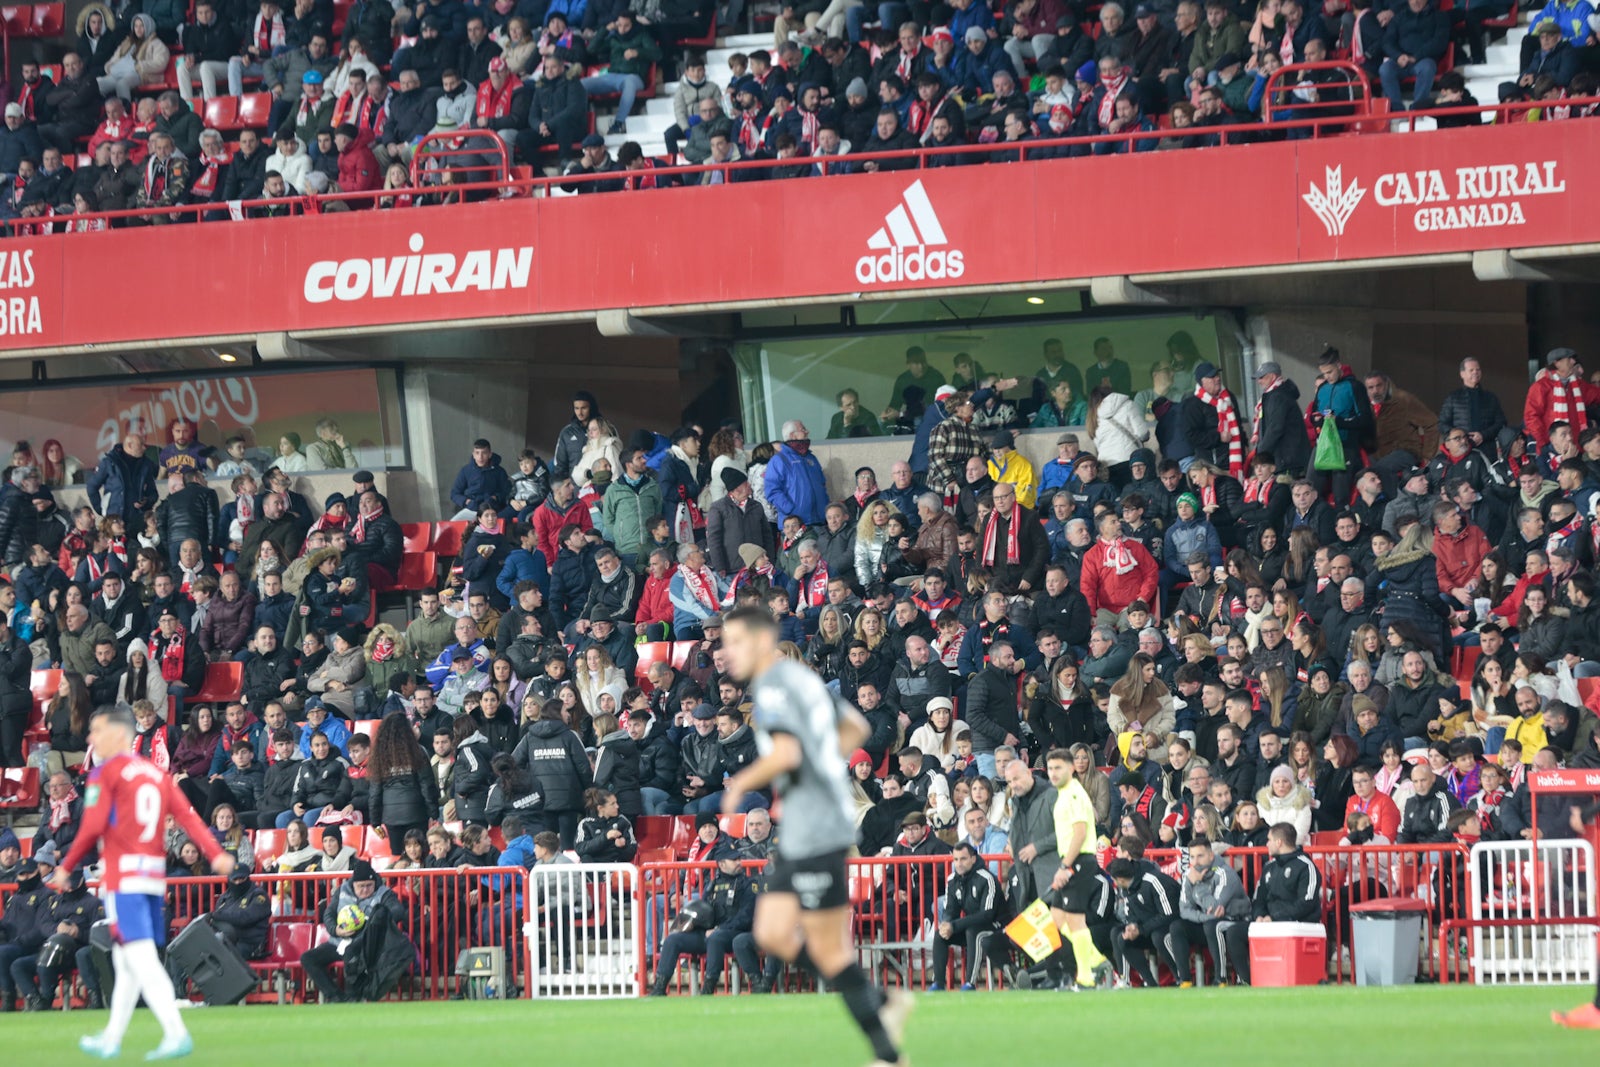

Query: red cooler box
[{"left": 1248, "top": 922, "right": 1327, "bottom": 987}]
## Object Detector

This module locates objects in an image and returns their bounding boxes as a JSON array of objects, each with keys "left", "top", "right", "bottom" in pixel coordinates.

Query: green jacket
[
  {"left": 601, "top": 472, "right": 664, "bottom": 560},
  {"left": 1189, "top": 19, "right": 1246, "bottom": 78},
  {"left": 1220, "top": 72, "right": 1253, "bottom": 116},
  {"left": 591, "top": 26, "right": 660, "bottom": 77},
  {"left": 404, "top": 610, "right": 455, "bottom": 667}
]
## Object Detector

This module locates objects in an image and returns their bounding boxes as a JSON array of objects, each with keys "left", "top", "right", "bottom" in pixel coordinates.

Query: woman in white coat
[
  {"left": 1087, "top": 386, "right": 1152, "bottom": 488},
  {"left": 572, "top": 418, "right": 623, "bottom": 488},
  {"left": 115, "top": 638, "right": 170, "bottom": 718},
  {"left": 1256, "top": 763, "right": 1314, "bottom": 845}
]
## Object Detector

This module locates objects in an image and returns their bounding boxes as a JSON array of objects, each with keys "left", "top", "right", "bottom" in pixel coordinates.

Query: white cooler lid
[{"left": 1248, "top": 922, "right": 1327, "bottom": 939}]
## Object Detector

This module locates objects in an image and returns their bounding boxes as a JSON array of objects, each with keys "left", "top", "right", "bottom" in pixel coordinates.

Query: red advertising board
[{"left": 6, "top": 121, "right": 1594, "bottom": 354}]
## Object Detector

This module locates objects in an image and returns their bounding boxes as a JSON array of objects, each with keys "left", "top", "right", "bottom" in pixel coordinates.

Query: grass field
[{"left": 4, "top": 985, "right": 1596, "bottom": 1064}]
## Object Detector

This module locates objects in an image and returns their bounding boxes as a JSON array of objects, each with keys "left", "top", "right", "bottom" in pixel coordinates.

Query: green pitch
[{"left": 2, "top": 985, "right": 1592, "bottom": 1064}]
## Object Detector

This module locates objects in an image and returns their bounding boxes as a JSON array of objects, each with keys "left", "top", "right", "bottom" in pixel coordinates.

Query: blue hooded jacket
[{"left": 450, "top": 452, "right": 513, "bottom": 512}]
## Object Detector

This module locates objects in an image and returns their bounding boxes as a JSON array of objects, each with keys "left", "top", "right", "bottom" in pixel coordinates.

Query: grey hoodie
[{"left": 1178, "top": 856, "right": 1250, "bottom": 922}]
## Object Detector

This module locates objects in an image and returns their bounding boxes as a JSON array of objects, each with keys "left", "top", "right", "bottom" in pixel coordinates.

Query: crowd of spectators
[
  {"left": 3, "top": 335, "right": 1600, "bottom": 1000},
  {"left": 1, "top": 0, "right": 1584, "bottom": 225}
]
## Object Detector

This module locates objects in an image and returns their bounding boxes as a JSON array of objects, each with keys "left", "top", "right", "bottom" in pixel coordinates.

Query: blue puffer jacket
[
  {"left": 763, "top": 444, "right": 828, "bottom": 526},
  {"left": 450, "top": 453, "right": 513, "bottom": 512},
  {"left": 1163, "top": 515, "right": 1223, "bottom": 575}
]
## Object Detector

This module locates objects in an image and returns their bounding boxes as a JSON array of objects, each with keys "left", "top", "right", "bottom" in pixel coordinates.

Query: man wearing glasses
[{"left": 1425, "top": 427, "right": 1493, "bottom": 494}]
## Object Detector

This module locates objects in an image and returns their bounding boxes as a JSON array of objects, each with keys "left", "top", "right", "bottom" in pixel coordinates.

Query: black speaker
[
  {"left": 88, "top": 921, "right": 115, "bottom": 999},
  {"left": 165, "top": 915, "right": 256, "bottom": 1006}
]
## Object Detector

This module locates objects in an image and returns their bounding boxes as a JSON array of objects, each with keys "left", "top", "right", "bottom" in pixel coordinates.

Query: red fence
[{"left": 0, "top": 841, "right": 1509, "bottom": 1005}]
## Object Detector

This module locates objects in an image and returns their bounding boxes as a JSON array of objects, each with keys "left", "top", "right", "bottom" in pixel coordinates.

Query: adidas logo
[{"left": 855, "top": 179, "right": 966, "bottom": 286}]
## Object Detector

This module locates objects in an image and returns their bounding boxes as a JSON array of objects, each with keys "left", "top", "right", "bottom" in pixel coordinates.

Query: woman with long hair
[
  {"left": 575, "top": 645, "right": 623, "bottom": 717},
  {"left": 573, "top": 417, "right": 623, "bottom": 488},
  {"left": 115, "top": 637, "right": 169, "bottom": 711},
  {"left": 854, "top": 500, "right": 898, "bottom": 588},
  {"left": 368, "top": 712, "right": 438, "bottom": 848},
  {"left": 1517, "top": 584, "right": 1567, "bottom": 664},
  {"left": 555, "top": 681, "right": 595, "bottom": 747},
  {"left": 171, "top": 704, "right": 222, "bottom": 809},
  {"left": 1272, "top": 587, "right": 1307, "bottom": 634},
  {"left": 1223, "top": 548, "right": 1264, "bottom": 607},
  {"left": 853, "top": 606, "right": 888, "bottom": 653},
  {"left": 1086, "top": 385, "right": 1149, "bottom": 488},
  {"left": 592, "top": 712, "right": 642, "bottom": 817},
  {"left": 705, "top": 427, "right": 748, "bottom": 504},
  {"left": 46, "top": 671, "right": 93, "bottom": 774},
  {"left": 1374, "top": 740, "right": 1410, "bottom": 798},
  {"left": 960, "top": 775, "right": 1012, "bottom": 832},
  {"left": 1254, "top": 525, "right": 1288, "bottom": 588},
  {"left": 1315, "top": 734, "right": 1359, "bottom": 831},
  {"left": 474, "top": 686, "right": 520, "bottom": 755},
  {"left": 210, "top": 802, "right": 256, "bottom": 870},
  {"left": 1471, "top": 655, "right": 1517, "bottom": 754},
  {"left": 1030, "top": 658, "right": 1104, "bottom": 753},
  {"left": 488, "top": 654, "right": 528, "bottom": 712},
  {"left": 575, "top": 787, "right": 639, "bottom": 863},
  {"left": 1107, "top": 652, "right": 1175, "bottom": 738},
  {"left": 806, "top": 604, "right": 848, "bottom": 682},
  {"left": 1257, "top": 666, "right": 1299, "bottom": 733},
  {"left": 1283, "top": 528, "right": 1319, "bottom": 589},
  {"left": 908, "top": 698, "right": 970, "bottom": 767},
  {"left": 1347, "top": 623, "right": 1383, "bottom": 668},
  {"left": 1375, "top": 620, "right": 1438, "bottom": 686},
  {"left": 1290, "top": 619, "right": 1329, "bottom": 682}
]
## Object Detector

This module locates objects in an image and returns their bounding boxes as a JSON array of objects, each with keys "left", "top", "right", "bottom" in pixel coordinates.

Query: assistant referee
[{"left": 1044, "top": 747, "right": 1113, "bottom": 991}]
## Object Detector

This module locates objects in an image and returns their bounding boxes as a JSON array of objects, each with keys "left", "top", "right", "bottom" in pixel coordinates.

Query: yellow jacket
[
  {"left": 1506, "top": 713, "right": 1546, "bottom": 763},
  {"left": 988, "top": 451, "right": 1038, "bottom": 509}
]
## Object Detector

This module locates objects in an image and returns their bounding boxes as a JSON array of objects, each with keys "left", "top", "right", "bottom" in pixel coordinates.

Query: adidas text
[{"left": 855, "top": 247, "right": 965, "bottom": 285}]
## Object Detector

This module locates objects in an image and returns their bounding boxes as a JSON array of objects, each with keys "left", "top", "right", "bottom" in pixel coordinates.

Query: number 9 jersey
[{"left": 59, "top": 753, "right": 222, "bottom": 894}]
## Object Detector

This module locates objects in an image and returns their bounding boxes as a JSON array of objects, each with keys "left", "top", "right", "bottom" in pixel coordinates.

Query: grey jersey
[{"left": 750, "top": 658, "right": 857, "bottom": 861}]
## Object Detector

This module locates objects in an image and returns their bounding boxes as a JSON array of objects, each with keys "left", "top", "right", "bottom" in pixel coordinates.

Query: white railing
[
  {"left": 522, "top": 862, "right": 642, "bottom": 999},
  {"left": 1468, "top": 839, "right": 1598, "bottom": 984}
]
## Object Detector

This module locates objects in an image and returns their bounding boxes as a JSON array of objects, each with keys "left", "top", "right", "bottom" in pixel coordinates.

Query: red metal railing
[{"left": 10, "top": 93, "right": 1599, "bottom": 234}]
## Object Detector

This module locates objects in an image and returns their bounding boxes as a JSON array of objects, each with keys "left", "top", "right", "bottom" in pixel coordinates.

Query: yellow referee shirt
[{"left": 1052, "top": 777, "right": 1098, "bottom": 859}]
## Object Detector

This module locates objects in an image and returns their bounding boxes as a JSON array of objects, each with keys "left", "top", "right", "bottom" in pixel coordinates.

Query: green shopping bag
[{"left": 1313, "top": 417, "right": 1346, "bottom": 472}]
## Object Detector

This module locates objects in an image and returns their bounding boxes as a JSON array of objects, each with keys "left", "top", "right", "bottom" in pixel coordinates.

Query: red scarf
[
  {"left": 156, "top": 628, "right": 188, "bottom": 682},
  {"left": 981, "top": 503, "right": 1022, "bottom": 566},
  {"left": 256, "top": 12, "right": 285, "bottom": 52},
  {"left": 192, "top": 153, "right": 227, "bottom": 197},
  {"left": 678, "top": 563, "right": 719, "bottom": 611},
  {"left": 1097, "top": 69, "right": 1129, "bottom": 127},
  {"left": 49, "top": 784, "right": 79, "bottom": 829},
  {"left": 475, "top": 76, "right": 519, "bottom": 119},
  {"left": 1548, "top": 513, "right": 1583, "bottom": 555},
  {"left": 1243, "top": 476, "right": 1272, "bottom": 504},
  {"left": 896, "top": 44, "right": 920, "bottom": 79},
  {"left": 798, "top": 106, "right": 820, "bottom": 148},
  {"left": 1543, "top": 368, "right": 1589, "bottom": 434},
  {"left": 109, "top": 534, "right": 128, "bottom": 565},
  {"left": 799, "top": 560, "right": 829, "bottom": 609},
  {"left": 1195, "top": 382, "right": 1245, "bottom": 477},
  {"left": 1100, "top": 535, "right": 1138, "bottom": 575},
  {"left": 350, "top": 501, "right": 380, "bottom": 543},
  {"left": 727, "top": 560, "right": 774, "bottom": 603},
  {"left": 907, "top": 96, "right": 932, "bottom": 135},
  {"left": 16, "top": 78, "right": 37, "bottom": 120}
]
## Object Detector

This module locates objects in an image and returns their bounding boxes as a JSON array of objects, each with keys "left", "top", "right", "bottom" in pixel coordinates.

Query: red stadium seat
[
  {"left": 430, "top": 521, "right": 468, "bottom": 558},
  {"left": 254, "top": 829, "right": 285, "bottom": 868},
  {"left": 669, "top": 640, "right": 697, "bottom": 670},
  {"left": 237, "top": 92, "right": 272, "bottom": 128},
  {"left": 30, "top": 668, "right": 61, "bottom": 704},
  {"left": 400, "top": 522, "right": 433, "bottom": 553},
  {"left": 633, "top": 641, "right": 671, "bottom": 688},
  {"left": 635, "top": 816, "right": 674, "bottom": 852},
  {"left": 0, "top": 7, "right": 30, "bottom": 36},
  {"left": 379, "top": 550, "right": 435, "bottom": 593},
  {"left": 668, "top": 815, "right": 696, "bottom": 858},
  {"left": 364, "top": 829, "right": 394, "bottom": 858},
  {"left": 203, "top": 94, "right": 240, "bottom": 131},
  {"left": 31, "top": 3, "right": 64, "bottom": 37},
  {"left": 0, "top": 767, "right": 40, "bottom": 819},
  {"left": 192, "top": 661, "right": 243, "bottom": 704},
  {"left": 719, "top": 813, "right": 745, "bottom": 838}
]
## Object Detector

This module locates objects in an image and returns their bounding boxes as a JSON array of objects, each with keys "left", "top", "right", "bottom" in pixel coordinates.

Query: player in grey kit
[{"left": 719, "top": 605, "right": 914, "bottom": 1067}]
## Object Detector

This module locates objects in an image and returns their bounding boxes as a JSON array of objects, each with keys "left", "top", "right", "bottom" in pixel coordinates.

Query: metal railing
[{"left": 8, "top": 92, "right": 1598, "bottom": 235}]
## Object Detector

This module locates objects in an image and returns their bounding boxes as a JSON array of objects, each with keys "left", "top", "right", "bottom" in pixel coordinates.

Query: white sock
[
  {"left": 101, "top": 944, "right": 139, "bottom": 1048},
  {"left": 122, "top": 940, "right": 188, "bottom": 1045}
]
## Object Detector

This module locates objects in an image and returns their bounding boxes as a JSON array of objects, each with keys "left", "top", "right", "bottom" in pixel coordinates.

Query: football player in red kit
[{"left": 55, "top": 704, "right": 234, "bottom": 1060}]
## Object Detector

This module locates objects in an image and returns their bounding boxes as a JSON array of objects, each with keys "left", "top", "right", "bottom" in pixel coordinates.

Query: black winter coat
[
  {"left": 242, "top": 646, "right": 297, "bottom": 710},
  {"left": 574, "top": 812, "right": 638, "bottom": 863},
  {"left": 1255, "top": 379, "right": 1311, "bottom": 474},
  {"left": 293, "top": 753, "right": 353, "bottom": 809},
  {"left": 593, "top": 728, "right": 642, "bottom": 816},
  {"left": 368, "top": 767, "right": 437, "bottom": 827},
  {"left": 452, "top": 732, "right": 495, "bottom": 823},
  {"left": 637, "top": 729, "right": 680, "bottom": 793},
  {"left": 0, "top": 484, "right": 38, "bottom": 567},
  {"left": 514, "top": 718, "right": 593, "bottom": 813},
  {"left": 211, "top": 882, "right": 272, "bottom": 958}
]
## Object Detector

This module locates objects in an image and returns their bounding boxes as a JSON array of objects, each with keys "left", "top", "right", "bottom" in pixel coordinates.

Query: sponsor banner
[{"left": 6, "top": 122, "right": 1598, "bottom": 354}]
